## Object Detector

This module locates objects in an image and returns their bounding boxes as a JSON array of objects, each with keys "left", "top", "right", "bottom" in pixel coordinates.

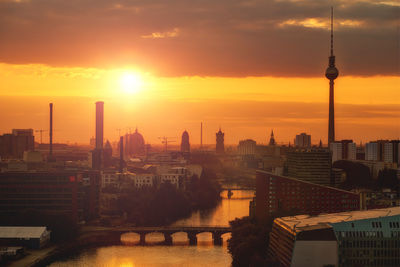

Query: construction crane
[
  {"left": 158, "top": 136, "right": 176, "bottom": 152},
  {"left": 35, "top": 129, "right": 48, "bottom": 144}
]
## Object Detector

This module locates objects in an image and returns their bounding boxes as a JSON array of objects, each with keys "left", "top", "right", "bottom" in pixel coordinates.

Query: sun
[{"left": 120, "top": 72, "right": 143, "bottom": 94}]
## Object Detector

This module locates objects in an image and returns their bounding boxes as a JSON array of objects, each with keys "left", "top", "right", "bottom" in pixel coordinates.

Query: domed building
[
  {"left": 125, "top": 128, "right": 145, "bottom": 156},
  {"left": 181, "top": 130, "right": 190, "bottom": 153}
]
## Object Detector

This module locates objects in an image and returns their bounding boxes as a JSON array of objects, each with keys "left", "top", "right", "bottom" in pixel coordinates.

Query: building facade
[
  {"left": 286, "top": 148, "right": 332, "bottom": 186},
  {"left": 0, "top": 129, "right": 35, "bottom": 159},
  {"left": 255, "top": 171, "right": 359, "bottom": 221},
  {"left": 180, "top": 130, "right": 190, "bottom": 153},
  {"left": 0, "top": 170, "right": 100, "bottom": 222},
  {"left": 237, "top": 139, "right": 257, "bottom": 155},
  {"left": 330, "top": 140, "right": 357, "bottom": 163},
  {"left": 216, "top": 128, "right": 224, "bottom": 154},
  {"left": 294, "top": 133, "right": 311, "bottom": 148},
  {"left": 269, "top": 207, "right": 400, "bottom": 267}
]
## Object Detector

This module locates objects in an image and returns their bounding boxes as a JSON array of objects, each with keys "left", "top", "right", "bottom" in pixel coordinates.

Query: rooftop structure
[{"left": 270, "top": 207, "right": 400, "bottom": 267}]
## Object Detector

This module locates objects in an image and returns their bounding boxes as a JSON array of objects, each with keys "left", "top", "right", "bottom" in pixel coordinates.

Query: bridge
[{"left": 83, "top": 226, "right": 231, "bottom": 246}]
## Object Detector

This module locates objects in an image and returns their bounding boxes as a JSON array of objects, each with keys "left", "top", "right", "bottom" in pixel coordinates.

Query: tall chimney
[
  {"left": 95, "top": 101, "right": 104, "bottom": 149},
  {"left": 119, "top": 136, "right": 124, "bottom": 173},
  {"left": 200, "top": 122, "right": 203, "bottom": 149},
  {"left": 49, "top": 103, "right": 53, "bottom": 158}
]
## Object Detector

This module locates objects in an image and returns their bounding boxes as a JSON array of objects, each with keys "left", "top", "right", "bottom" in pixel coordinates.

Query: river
[{"left": 48, "top": 190, "right": 254, "bottom": 267}]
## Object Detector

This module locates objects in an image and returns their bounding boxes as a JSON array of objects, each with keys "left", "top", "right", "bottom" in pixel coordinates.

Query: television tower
[{"left": 325, "top": 7, "right": 339, "bottom": 146}]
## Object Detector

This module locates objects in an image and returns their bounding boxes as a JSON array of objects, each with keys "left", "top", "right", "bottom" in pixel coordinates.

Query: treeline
[
  {"left": 228, "top": 210, "right": 300, "bottom": 267},
  {"left": 0, "top": 210, "right": 79, "bottom": 243},
  {"left": 333, "top": 160, "right": 399, "bottom": 191},
  {"left": 117, "top": 172, "right": 221, "bottom": 226}
]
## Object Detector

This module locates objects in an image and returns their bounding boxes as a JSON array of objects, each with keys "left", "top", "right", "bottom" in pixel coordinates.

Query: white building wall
[
  {"left": 366, "top": 143, "right": 378, "bottom": 161},
  {"left": 295, "top": 133, "right": 311, "bottom": 148},
  {"left": 291, "top": 241, "right": 338, "bottom": 267},
  {"left": 384, "top": 143, "right": 394, "bottom": 163},
  {"left": 330, "top": 142, "right": 342, "bottom": 163},
  {"left": 347, "top": 143, "right": 357, "bottom": 160}
]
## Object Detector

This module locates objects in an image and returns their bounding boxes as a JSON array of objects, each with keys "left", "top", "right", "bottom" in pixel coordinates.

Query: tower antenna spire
[{"left": 330, "top": 6, "right": 334, "bottom": 56}]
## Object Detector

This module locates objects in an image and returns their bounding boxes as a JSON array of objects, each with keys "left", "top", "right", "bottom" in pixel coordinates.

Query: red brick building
[{"left": 256, "top": 171, "right": 360, "bottom": 221}]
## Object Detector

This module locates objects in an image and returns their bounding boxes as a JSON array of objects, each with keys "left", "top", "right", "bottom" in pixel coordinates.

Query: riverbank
[{"left": 8, "top": 231, "right": 120, "bottom": 267}]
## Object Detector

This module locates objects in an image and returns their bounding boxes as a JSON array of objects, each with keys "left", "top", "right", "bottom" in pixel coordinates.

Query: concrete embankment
[{"left": 8, "top": 231, "right": 121, "bottom": 267}]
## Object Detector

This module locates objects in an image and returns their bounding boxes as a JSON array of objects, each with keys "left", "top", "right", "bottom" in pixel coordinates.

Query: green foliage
[
  {"left": 117, "top": 174, "right": 221, "bottom": 226},
  {"left": 228, "top": 210, "right": 300, "bottom": 267},
  {"left": 333, "top": 160, "right": 373, "bottom": 189},
  {"left": 377, "top": 168, "right": 399, "bottom": 190}
]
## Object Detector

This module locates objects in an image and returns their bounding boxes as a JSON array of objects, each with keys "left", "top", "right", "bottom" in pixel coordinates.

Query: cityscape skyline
[{"left": 0, "top": 2, "right": 399, "bottom": 266}]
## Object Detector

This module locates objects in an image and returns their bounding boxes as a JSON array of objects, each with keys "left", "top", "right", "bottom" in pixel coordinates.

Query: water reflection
[{"left": 48, "top": 190, "right": 253, "bottom": 267}]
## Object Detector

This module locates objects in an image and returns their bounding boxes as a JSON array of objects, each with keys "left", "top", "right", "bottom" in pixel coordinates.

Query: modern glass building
[{"left": 269, "top": 207, "right": 400, "bottom": 267}]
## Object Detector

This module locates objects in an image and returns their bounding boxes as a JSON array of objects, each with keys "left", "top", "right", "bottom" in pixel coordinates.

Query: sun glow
[{"left": 120, "top": 72, "right": 143, "bottom": 94}]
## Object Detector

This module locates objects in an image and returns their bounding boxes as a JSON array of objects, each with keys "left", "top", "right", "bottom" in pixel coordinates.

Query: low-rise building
[{"left": 0, "top": 226, "right": 50, "bottom": 249}]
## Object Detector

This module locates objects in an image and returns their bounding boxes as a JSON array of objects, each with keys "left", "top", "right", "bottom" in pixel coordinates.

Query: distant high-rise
[
  {"left": 286, "top": 148, "right": 332, "bottom": 186},
  {"left": 330, "top": 140, "right": 356, "bottom": 163},
  {"left": 95, "top": 101, "right": 104, "bottom": 150},
  {"left": 216, "top": 128, "right": 224, "bottom": 154},
  {"left": 238, "top": 139, "right": 257, "bottom": 155},
  {"left": 92, "top": 101, "right": 104, "bottom": 170},
  {"left": 269, "top": 130, "right": 276, "bottom": 146},
  {"left": 325, "top": 7, "right": 339, "bottom": 146},
  {"left": 295, "top": 133, "right": 311, "bottom": 148},
  {"left": 0, "top": 129, "right": 34, "bottom": 159},
  {"left": 181, "top": 130, "right": 190, "bottom": 153},
  {"left": 103, "top": 140, "right": 112, "bottom": 168}
]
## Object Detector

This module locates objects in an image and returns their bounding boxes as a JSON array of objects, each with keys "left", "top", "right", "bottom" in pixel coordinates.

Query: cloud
[
  {"left": 0, "top": 0, "right": 398, "bottom": 77},
  {"left": 141, "top": 28, "right": 180, "bottom": 39}
]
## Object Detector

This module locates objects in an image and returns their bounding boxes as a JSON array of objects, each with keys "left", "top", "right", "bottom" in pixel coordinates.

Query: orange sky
[
  {"left": 0, "top": 1, "right": 398, "bottom": 145},
  {"left": 0, "top": 63, "right": 398, "bottom": 145}
]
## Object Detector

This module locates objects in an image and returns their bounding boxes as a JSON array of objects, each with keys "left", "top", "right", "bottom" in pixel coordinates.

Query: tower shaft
[{"left": 328, "top": 80, "right": 335, "bottom": 145}]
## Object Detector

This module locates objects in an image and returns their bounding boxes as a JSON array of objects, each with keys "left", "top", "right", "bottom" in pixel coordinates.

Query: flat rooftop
[
  {"left": 0, "top": 227, "right": 48, "bottom": 239},
  {"left": 276, "top": 207, "right": 400, "bottom": 233}
]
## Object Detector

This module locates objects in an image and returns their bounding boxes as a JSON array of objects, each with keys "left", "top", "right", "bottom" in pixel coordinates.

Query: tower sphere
[{"left": 325, "top": 66, "right": 339, "bottom": 80}]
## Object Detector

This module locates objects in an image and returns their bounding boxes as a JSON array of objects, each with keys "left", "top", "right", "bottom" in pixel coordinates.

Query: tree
[{"left": 377, "top": 168, "right": 398, "bottom": 190}]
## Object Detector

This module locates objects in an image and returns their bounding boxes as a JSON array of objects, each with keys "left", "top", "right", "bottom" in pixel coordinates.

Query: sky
[{"left": 0, "top": 0, "right": 399, "bottom": 145}]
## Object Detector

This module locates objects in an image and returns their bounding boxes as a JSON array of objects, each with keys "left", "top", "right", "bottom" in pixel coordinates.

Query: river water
[{"left": 48, "top": 190, "right": 254, "bottom": 267}]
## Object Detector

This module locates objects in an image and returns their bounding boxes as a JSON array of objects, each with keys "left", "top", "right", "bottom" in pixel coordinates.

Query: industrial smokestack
[
  {"left": 200, "top": 122, "right": 203, "bottom": 149},
  {"left": 95, "top": 101, "right": 104, "bottom": 149},
  {"left": 119, "top": 136, "right": 124, "bottom": 173},
  {"left": 49, "top": 103, "right": 53, "bottom": 158}
]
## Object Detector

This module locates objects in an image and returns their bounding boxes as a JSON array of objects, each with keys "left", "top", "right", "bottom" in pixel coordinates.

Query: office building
[
  {"left": 0, "top": 170, "right": 100, "bottom": 222},
  {"left": 180, "top": 130, "right": 190, "bottom": 153},
  {"left": 366, "top": 142, "right": 379, "bottom": 161},
  {"left": 238, "top": 139, "right": 257, "bottom": 155},
  {"left": 0, "top": 129, "right": 35, "bottom": 159},
  {"left": 286, "top": 148, "right": 332, "bottom": 186},
  {"left": 383, "top": 141, "right": 400, "bottom": 164},
  {"left": 269, "top": 207, "right": 400, "bottom": 267},
  {"left": 294, "top": 133, "right": 311, "bottom": 148},
  {"left": 216, "top": 128, "right": 224, "bottom": 154},
  {"left": 330, "top": 140, "right": 357, "bottom": 163},
  {"left": 255, "top": 171, "right": 359, "bottom": 221}
]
